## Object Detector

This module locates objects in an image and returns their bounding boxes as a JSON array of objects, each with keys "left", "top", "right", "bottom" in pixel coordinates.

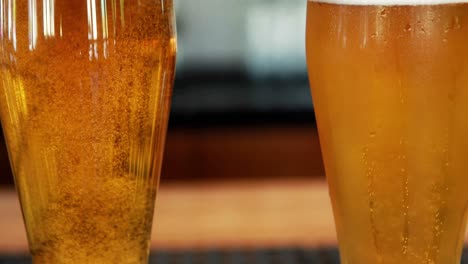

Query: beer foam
[{"left": 309, "top": 0, "right": 467, "bottom": 5}]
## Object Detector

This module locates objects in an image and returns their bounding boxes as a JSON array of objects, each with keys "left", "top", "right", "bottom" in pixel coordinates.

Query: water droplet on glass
[
  {"left": 404, "top": 24, "right": 412, "bottom": 32},
  {"left": 380, "top": 8, "right": 387, "bottom": 17},
  {"left": 399, "top": 91, "right": 406, "bottom": 103},
  {"left": 454, "top": 16, "right": 461, "bottom": 29},
  {"left": 370, "top": 131, "right": 376, "bottom": 138}
]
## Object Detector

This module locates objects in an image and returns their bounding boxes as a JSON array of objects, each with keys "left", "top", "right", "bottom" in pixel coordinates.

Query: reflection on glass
[
  {"left": 42, "top": 0, "right": 54, "bottom": 37},
  {"left": 28, "top": 0, "right": 37, "bottom": 50},
  {"left": 0, "top": 0, "right": 176, "bottom": 263},
  {"left": 2, "top": 0, "right": 17, "bottom": 50}
]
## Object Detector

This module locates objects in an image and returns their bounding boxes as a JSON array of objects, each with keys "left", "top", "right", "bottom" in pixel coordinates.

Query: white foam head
[{"left": 309, "top": 0, "right": 466, "bottom": 5}]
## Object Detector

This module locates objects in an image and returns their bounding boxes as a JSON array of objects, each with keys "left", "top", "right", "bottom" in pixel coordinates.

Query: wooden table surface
[
  {"left": 2, "top": 178, "right": 468, "bottom": 255},
  {"left": 0, "top": 179, "right": 337, "bottom": 254}
]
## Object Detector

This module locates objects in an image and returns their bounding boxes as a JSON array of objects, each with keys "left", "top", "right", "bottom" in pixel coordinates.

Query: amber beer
[
  {"left": 0, "top": 0, "right": 176, "bottom": 263},
  {"left": 307, "top": 0, "right": 468, "bottom": 263}
]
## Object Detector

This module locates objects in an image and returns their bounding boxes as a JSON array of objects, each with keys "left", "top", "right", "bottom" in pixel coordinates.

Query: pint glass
[
  {"left": 0, "top": 0, "right": 176, "bottom": 263},
  {"left": 307, "top": 0, "right": 468, "bottom": 263}
]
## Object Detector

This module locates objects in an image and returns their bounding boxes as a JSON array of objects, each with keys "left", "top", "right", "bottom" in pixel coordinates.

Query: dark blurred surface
[
  {"left": 2, "top": 248, "right": 468, "bottom": 264},
  {"left": 0, "top": 248, "right": 340, "bottom": 264}
]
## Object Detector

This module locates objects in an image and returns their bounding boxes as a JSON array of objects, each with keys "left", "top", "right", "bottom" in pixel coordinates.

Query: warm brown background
[{"left": 0, "top": 125, "right": 325, "bottom": 186}]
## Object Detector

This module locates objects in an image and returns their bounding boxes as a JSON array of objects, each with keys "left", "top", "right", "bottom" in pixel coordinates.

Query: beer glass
[
  {"left": 306, "top": 0, "right": 468, "bottom": 263},
  {"left": 0, "top": 0, "right": 176, "bottom": 263}
]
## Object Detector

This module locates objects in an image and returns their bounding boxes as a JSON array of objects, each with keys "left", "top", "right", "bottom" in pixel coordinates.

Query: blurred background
[{"left": 0, "top": 0, "right": 323, "bottom": 185}]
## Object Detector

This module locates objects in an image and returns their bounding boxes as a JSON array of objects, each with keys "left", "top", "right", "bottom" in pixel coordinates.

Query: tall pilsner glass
[
  {"left": 306, "top": 0, "right": 468, "bottom": 263},
  {"left": 0, "top": 0, "right": 176, "bottom": 263}
]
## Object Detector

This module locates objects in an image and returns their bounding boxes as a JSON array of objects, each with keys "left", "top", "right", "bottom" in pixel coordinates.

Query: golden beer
[
  {"left": 307, "top": 1, "right": 468, "bottom": 263},
  {"left": 0, "top": 0, "right": 176, "bottom": 263}
]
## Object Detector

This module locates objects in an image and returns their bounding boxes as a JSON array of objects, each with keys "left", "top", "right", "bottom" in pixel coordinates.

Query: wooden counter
[
  {"left": 2, "top": 178, "right": 466, "bottom": 255},
  {"left": 0, "top": 179, "right": 337, "bottom": 254}
]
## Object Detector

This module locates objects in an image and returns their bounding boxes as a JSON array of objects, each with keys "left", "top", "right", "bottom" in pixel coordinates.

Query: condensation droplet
[
  {"left": 404, "top": 24, "right": 412, "bottom": 32},
  {"left": 380, "top": 8, "right": 387, "bottom": 17},
  {"left": 370, "top": 131, "right": 376, "bottom": 138},
  {"left": 399, "top": 91, "right": 406, "bottom": 103},
  {"left": 454, "top": 16, "right": 461, "bottom": 29}
]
